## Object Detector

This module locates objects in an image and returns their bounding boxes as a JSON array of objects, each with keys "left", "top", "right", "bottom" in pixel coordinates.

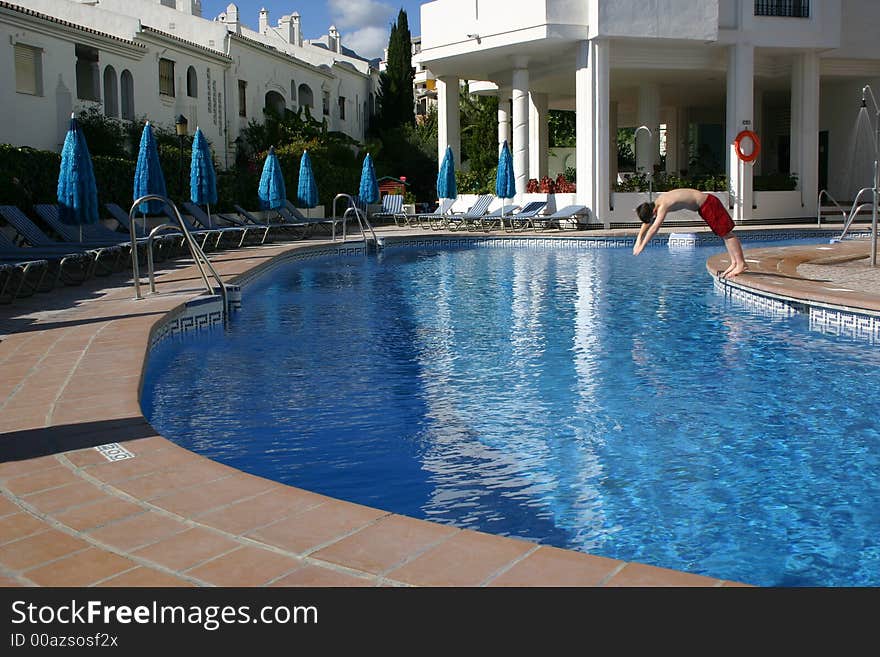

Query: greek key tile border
[
  {"left": 714, "top": 276, "right": 880, "bottom": 344},
  {"left": 809, "top": 307, "right": 880, "bottom": 344},
  {"left": 148, "top": 294, "right": 225, "bottom": 351}
]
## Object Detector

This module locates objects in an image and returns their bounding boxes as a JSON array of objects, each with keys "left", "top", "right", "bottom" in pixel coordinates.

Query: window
[
  {"left": 290, "top": 80, "right": 297, "bottom": 105},
  {"left": 322, "top": 90, "right": 330, "bottom": 116},
  {"left": 238, "top": 80, "right": 247, "bottom": 117},
  {"left": 186, "top": 66, "right": 198, "bottom": 98},
  {"left": 159, "top": 58, "right": 175, "bottom": 97},
  {"left": 121, "top": 69, "right": 135, "bottom": 120},
  {"left": 338, "top": 96, "right": 346, "bottom": 120},
  {"left": 754, "top": 1, "right": 809, "bottom": 17},
  {"left": 14, "top": 43, "right": 42, "bottom": 96},
  {"left": 298, "top": 83, "right": 313, "bottom": 109},
  {"left": 75, "top": 44, "right": 100, "bottom": 101},
  {"left": 103, "top": 66, "right": 118, "bottom": 117}
]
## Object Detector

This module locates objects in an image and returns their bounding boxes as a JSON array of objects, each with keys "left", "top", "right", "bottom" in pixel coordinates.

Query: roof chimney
[
  {"left": 329, "top": 25, "right": 341, "bottom": 53},
  {"left": 258, "top": 7, "right": 269, "bottom": 33}
]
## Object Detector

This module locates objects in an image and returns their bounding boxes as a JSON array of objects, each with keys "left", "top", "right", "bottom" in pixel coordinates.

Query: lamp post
[{"left": 175, "top": 114, "right": 188, "bottom": 201}]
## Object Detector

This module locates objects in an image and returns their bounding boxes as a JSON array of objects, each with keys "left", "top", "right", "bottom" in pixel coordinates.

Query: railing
[
  {"left": 331, "top": 193, "right": 380, "bottom": 249},
  {"left": 833, "top": 187, "right": 874, "bottom": 242},
  {"left": 817, "top": 189, "right": 847, "bottom": 225},
  {"left": 755, "top": 1, "right": 809, "bottom": 18},
  {"left": 128, "top": 195, "right": 227, "bottom": 313}
]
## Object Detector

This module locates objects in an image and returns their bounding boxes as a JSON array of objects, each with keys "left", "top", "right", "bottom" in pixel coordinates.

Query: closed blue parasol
[
  {"left": 495, "top": 140, "right": 516, "bottom": 226},
  {"left": 358, "top": 153, "right": 379, "bottom": 205},
  {"left": 296, "top": 150, "right": 319, "bottom": 208},
  {"left": 189, "top": 127, "right": 217, "bottom": 227},
  {"left": 437, "top": 145, "right": 456, "bottom": 200},
  {"left": 133, "top": 122, "right": 167, "bottom": 216},
  {"left": 57, "top": 113, "right": 99, "bottom": 242},
  {"left": 258, "top": 146, "right": 287, "bottom": 211}
]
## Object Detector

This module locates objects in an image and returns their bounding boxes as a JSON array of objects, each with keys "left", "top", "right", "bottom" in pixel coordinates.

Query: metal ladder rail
[
  {"left": 128, "top": 195, "right": 228, "bottom": 312},
  {"left": 331, "top": 193, "right": 379, "bottom": 247},
  {"left": 817, "top": 189, "right": 848, "bottom": 225},
  {"left": 834, "top": 187, "right": 875, "bottom": 242}
]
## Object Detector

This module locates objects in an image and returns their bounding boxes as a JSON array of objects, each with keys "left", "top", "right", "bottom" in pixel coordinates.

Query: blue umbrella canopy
[
  {"left": 437, "top": 145, "right": 457, "bottom": 200},
  {"left": 296, "top": 150, "right": 319, "bottom": 208},
  {"left": 57, "top": 114, "right": 99, "bottom": 239},
  {"left": 495, "top": 140, "right": 516, "bottom": 200},
  {"left": 133, "top": 122, "right": 167, "bottom": 215},
  {"left": 258, "top": 146, "right": 287, "bottom": 210},
  {"left": 190, "top": 127, "right": 217, "bottom": 206},
  {"left": 189, "top": 127, "right": 217, "bottom": 227},
  {"left": 358, "top": 153, "right": 379, "bottom": 204}
]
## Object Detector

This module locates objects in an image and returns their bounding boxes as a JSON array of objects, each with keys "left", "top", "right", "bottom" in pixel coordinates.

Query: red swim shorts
[{"left": 698, "top": 194, "right": 735, "bottom": 237}]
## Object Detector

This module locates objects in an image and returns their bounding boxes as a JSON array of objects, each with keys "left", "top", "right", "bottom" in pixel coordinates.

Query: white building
[
  {"left": 416, "top": 0, "right": 880, "bottom": 226},
  {"left": 2, "top": 0, "right": 379, "bottom": 167}
]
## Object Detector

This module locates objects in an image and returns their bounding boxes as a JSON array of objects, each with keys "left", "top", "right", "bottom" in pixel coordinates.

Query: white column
[
  {"left": 637, "top": 83, "right": 660, "bottom": 175},
  {"left": 529, "top": 92, "right": 549, "bottom": 180},
  {"left": 511, "top": 58, "right": 530, "bottom": 199},
  {"left": 664, "top": 107, "right": 678, "bottom": 174},
  {"left": 437, "top": 76, "right": 460, "bottom": 168},
  {"left": 610, "top": 100, "right": 619, "bottom": 189},
  {"left": 497, "top": 87, "right": 510, "bottom": 154},
  {"left": 726, "top": 42, "right": 754, "bottom": 222},
  {"left": 792, "top": 52, "right": 820, "bottom": 214},
  {"left": 753, "top": 87, "right": 764, "bottom": 176},
  {"left": 575, "top": 39, "right": 610, "bottom": 226}
]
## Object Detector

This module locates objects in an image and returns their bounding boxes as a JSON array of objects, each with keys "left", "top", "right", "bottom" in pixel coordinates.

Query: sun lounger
[
  {"left": 371, "top": 194, "right": 405, "bottom": 225},
  {"left": 182, "top": 202, "right": 268, "bottom": 247},
  {"left": 503, "top": 201, "right": 548, "bottom": 232},
  {"left": 442, "top": 194, "right": 495, "bottom": 231},
  {"left": 0, "top": 230, "right": 90, "bottom": 287},
  {"left": 104, "top": 203, "right": 181, "bottom": 261},
  {"left": 0, "top": 205, "right": 120, "bottom": 276},
  {"left": 534, "top": 205, "right": 591, "bottom": 230},
  {"left": 283, "top": 200, "right": 342, "bottom": 236},
  {"left": 0, "top": 256, "right": 50, "bottom": 302},
  {"left": 234, "top": 204, "right": 310, "bottom": 241},
  {"left": 399, "top": 198, "right": 455, "bottom": 228}
]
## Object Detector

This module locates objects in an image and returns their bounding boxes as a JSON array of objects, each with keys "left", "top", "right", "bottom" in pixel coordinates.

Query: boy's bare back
[{"left": 654, "top": 188, "right": 707, "bottom": 214}]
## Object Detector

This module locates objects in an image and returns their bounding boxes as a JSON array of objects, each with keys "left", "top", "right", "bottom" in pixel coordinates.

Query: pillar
[
  {"left": 791, "top": 52, "right": 820, "bottom": 214},
  {"left": 529, "top": 92, "right": 549, "bottom": 180},
  {"left": 437, "top": 76, "right": 460, "bottom": 168},
  {"left": 575, "top": 38, "right": 610, "bottom": 226},
  {"left": 726, "top": 42, "right": 754, "bottom": 221},
  {"left": 511, "top": 57, "right": 530, "bottom": 199},
  {"left": 610, "top": 100, "right": 619, "bottom": 189},
  {"left": 498, "top": 87, "right": 510, "bottom": 153}
]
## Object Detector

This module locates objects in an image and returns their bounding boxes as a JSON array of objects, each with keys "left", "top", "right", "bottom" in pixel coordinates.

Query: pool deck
[{"left": 1, "top": 222, "right": 875, "bottom": 588}]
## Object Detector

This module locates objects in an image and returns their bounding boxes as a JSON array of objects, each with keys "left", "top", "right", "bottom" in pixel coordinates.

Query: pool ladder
[
  {"left": 820, "top": 187, "right": 876, "bottom": 244},
  {"left": 331, "top": 193, "right": 382, "bottom": 252},
  {"left": 128, "top": 194, "right": 228, "bottom": 313}
]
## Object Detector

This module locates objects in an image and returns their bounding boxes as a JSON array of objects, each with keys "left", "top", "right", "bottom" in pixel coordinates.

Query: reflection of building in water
[{"left": 404, "top": 249, "right": 612, "bottom": 549}]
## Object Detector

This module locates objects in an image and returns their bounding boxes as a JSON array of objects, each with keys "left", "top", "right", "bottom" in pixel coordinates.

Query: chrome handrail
[
  {"left": 835, "top": 187, "right": 874, "bottom": 241},
  {"left": 128, "top": 195, "right": 227, "bottom": 312},
  {"left": 817, "top": 189, "right": 848, "bottom": 225},
  {"left": 331, "top": 193, "right": 379, "bottom": 247}
]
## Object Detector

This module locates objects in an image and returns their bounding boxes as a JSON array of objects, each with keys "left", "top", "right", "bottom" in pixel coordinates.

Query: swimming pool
[{"left": 142, "top": 238, "right": 880, "bottom": 587}]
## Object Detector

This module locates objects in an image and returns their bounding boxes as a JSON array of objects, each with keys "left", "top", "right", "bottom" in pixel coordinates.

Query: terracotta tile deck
[{"left": 2, "top": 223, "right": 871, "bottom": 588}]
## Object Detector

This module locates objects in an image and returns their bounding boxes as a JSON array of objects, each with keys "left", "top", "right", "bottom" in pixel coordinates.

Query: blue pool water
[{"left": 142, "top": 240, "right": 880, "bottom": 586}]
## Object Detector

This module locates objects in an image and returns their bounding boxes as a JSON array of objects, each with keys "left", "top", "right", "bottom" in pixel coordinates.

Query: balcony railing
[{"left": 755, "top": 1, "right": 810, "bottom": 18}]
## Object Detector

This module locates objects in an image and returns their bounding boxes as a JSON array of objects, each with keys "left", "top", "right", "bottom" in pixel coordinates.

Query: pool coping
[{"left": 3, "top": 224, "right": 864, "bottom": 588}]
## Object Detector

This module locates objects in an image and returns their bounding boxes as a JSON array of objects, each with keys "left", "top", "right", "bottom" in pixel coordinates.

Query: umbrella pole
[
  {"left": 206, "top": 203, "right": 212, "bottom": 228},
  {"left": 79, "top": 225, "right": 83, "bottom": 242}
]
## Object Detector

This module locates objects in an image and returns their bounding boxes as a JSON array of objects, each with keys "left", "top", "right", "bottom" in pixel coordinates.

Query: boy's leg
[{"left": 720, "top": 234, "right": 746, "bottom": 278}]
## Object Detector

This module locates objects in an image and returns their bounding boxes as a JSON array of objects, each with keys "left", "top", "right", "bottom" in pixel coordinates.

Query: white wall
[{"left": 594, "top": 0, "right": 719, "bottom": 41}]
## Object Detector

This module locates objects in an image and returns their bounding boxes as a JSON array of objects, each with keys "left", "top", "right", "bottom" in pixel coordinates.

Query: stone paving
[{"left": 1, "top": 222, "right": 875, "bottom": 588}]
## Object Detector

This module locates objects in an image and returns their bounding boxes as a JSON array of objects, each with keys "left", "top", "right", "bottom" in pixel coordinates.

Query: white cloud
[
  {"left": 327, "top": 0, "right": 394, "bottom": 31},
  {"left": 342, "top": 25, "right": 390, "bottom": 60}
]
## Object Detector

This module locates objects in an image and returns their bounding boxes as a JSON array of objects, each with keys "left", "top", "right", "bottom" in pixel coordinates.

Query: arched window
[
  {"left": 290, "top": 80, "right": 297, "bottom": 105},
  {"left": 120, "top": 69, "right": 134, "bottom": 120},
  {"left": 264, "top": 90, "right": 285, "bottom": 116},
  {"left": 298, "top": 83, "right": 313, "bottom": 109},
  {"left": 186, "top": 66, "right": 198, "bottom": 98},
  {"left": 103, "top": 65, "right": 118, "bottom": 117}
]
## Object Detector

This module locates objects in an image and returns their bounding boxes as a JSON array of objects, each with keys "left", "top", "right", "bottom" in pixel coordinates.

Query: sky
[{"left": 200, "top": 0, "right": 424, "bottom": 60}]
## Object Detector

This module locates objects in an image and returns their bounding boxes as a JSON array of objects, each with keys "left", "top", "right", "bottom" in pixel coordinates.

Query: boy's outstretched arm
[{"left": 632, "top": 208, "right": 666, "bottom": 255}]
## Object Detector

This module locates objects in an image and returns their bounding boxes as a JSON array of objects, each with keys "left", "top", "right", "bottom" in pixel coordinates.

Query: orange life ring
[{"left": 734, "top": 130, "right": 761, "bottom": 163}]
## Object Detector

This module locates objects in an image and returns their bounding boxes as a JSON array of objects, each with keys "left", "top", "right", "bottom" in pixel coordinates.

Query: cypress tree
[{"left": 377, "top": 9, "right": 415, "bottom": 132}]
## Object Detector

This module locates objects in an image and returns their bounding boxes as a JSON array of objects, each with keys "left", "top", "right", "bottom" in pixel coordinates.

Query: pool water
[{"left": 142, "top": 241, "right": 880, "bottom": 586}]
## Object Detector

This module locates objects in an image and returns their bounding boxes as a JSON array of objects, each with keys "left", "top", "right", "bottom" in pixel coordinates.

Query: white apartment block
[
  {"left": 416, "top": 0, "right": 880, "bottom": 225},
  {"left": 2, "top": 0, "right": 380, "bottom": 168}
]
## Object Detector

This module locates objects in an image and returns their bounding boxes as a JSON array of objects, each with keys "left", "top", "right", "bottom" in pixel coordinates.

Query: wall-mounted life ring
[{"left": 734, "top": 130, "right": 761, "bottom": 163}]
